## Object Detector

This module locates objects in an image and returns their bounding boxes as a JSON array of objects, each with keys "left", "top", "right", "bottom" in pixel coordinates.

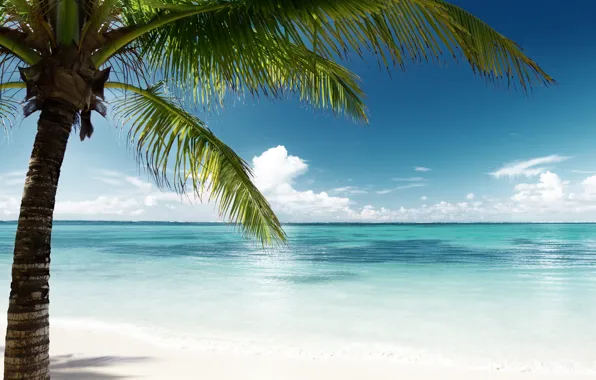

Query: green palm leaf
[
  {"left": 273, "top": 42, "right": 368, "bottom": 122},
  {"left": 0, "top": 96, "right": 18, "bottom": 129},
  {"left": 105, "top": 81, "right": 286, "bottom": 245},
  {"left": 174, "top": 39, "right": 369, "bottom": 122},
  {"left": 116, "top": 0, "right": 552, "bottom": 109},
  {"left": 0, "top": 81, "right": 24, "bottom": 129}
]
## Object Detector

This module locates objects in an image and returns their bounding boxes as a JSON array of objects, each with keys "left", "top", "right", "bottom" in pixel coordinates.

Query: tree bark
[{"left": 3, "top": 99, "right": 76, "bottom": 379}]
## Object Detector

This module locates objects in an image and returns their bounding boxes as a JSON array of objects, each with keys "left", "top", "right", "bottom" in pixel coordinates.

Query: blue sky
[{"left": 2, "top": 0, "right": 596, "bottom": 222}]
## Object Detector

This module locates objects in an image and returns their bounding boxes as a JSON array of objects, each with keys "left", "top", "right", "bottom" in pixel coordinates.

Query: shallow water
[{"left": 1, "top": 222, "right": 595, "bottom": 373}]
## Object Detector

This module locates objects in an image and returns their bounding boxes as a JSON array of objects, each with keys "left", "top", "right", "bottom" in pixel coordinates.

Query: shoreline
[
  {"left": 35, "top": 328, "right": 596, "bottom": 379},
  {"left": 2, "top": 322, "right": 593, "bottom": 379}
]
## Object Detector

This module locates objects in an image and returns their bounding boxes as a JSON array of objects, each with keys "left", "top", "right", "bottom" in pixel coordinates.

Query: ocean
[{"left": 0, "top": 222, "right": 595, "bottom": 374}]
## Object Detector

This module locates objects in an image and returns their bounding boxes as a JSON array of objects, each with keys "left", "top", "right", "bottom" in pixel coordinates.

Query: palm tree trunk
[{"left": 3, "top": 99, "right": 76, "bottom": 379}]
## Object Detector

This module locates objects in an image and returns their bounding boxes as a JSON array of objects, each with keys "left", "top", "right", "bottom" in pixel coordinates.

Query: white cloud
[
  {"left": 511, "top": 172, "right": 567, "bottom": 204},
  {"left": 1, "top": 171, "right": 26, "bottom": 178},
  {"left": 144, "top": 192, "right": 182, "bottom": 207},
  {"left": 56, "top": 196, "right": 140, "bottom": 215},
  {"left": 144, "top": 195, "right": 157, "bottom": 207},
  {"left": 345, "top": 200, "right": 487, "bottom": 223},
  {"left": 393, "top": 177, "right": 426, "bottom": 182},
  {"left": 252, "top": 146, "right": 308, "bottom": 192},
  {"left": 209, "top": 145, "right": 438, "bottom": 222},
  {"left": 582, "top": 175, "right": 596, "bottom": 194},
  {"left": 420, "top": 196, "right": 428, "bottom": 201},
  {"left": 99, "top": 169, "right": 123, "bottom": 177},
  {"left": 93, "top": 176, "right": 123, "bottom": 186},
  {"left": 396, "top": 183, "right": 425, "bottom": 190},
  {"left": 4, "top": 178, "right": 24, "bottom": 186},
  {"left": 0, "top": 195, "right": 20, "bottom": 216},
  {"left": 466, "top": 193, "right": 475, "bottom": 200},
  {"left": 490, "top": 155, "right": 570, "bottom": 178},
  {"left": 0, "top": 172, "right": 26, "bottom": 217},
  {"left": 43, "top": 169, "right": 217, "bottom": 221},
  {"left": 331, "top": 186, "right": 368, "bottom": 195},
  {"left": 251, "top": 146, "right": 351, "bottom": 220},
  {"left": 0, "top": 171, "right": 25, "bottom": 187},
  {"left": 415, "top": 167, "right": 431, "bottom": 172},
  {"left": 268, "top": 187, "right": 351, "bottom": 218},
  {"left": 125, "top": 176, "right": 153, "bottom": 192},
  {"left": 569, "top": 175, "right": 596, "bottom": 202},
  {"left": 375, "top": 183, "right": 425, "bottom": 195}
]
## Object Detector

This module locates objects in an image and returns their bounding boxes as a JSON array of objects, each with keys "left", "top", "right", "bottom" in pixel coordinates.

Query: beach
[
  {"left": 0, "top": 326, "right": 585, "bottom": 380},
  {"left": 1, "top": 222, "right": 595, "bottom": 378}
]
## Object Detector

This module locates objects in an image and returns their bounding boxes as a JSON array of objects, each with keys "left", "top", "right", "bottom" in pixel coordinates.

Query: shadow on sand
[
  {"left": 51, "top": 355, "right": 152, "bottom": 379},
  {"left": 0, "top": 348, "right": 151, "bottom": 380}
]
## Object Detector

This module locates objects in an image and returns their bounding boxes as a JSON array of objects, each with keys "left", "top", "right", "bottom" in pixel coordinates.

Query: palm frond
[
  {"left": 0, "top": 0, "right": 52, "bottom": 60},
  {"left": 0, "top": 97, "right": 19, "bottom": 129},
  {"left": 272, "top": 42, "right": 368, "bottom": 122},
  {"left": 168, "top": 39, "right": 368, "bottom": 122},
  {"left": 106, "top": 81, "right": 286, "bottom": 245},
  {"left": 117, "top": 0, "right": 552, "bottom": 108},
  {"left": 0, "top": 80, "right": 25, "bottom": 130},
  {"left": 80, "top": 0, "right": 119, "bottom": 46}
]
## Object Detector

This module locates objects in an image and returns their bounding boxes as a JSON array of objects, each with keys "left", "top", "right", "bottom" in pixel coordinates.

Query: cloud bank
[{"left": 2, "top": 148, "right": 596, "bottom": 223}]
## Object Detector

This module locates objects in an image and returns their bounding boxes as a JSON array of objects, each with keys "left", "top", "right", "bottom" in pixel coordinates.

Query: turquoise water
[{"left": 1, "top": 222, "right": 595, "bottom": 373}]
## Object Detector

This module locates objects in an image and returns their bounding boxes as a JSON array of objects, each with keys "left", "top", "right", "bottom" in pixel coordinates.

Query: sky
[{"left": 2, "top": 0, "right": 596, "bottom": 223}]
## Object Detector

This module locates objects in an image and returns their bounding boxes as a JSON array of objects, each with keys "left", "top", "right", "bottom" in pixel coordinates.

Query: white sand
[{"left": 1, "top": 326, "right": 591, "bottom": 380}]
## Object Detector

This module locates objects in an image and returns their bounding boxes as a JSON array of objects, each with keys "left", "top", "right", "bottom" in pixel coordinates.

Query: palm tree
[{"left": 0, "top": 0, "right": 552, "bottom": 378}]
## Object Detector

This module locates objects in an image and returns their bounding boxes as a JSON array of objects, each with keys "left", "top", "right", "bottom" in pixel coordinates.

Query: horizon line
[{"left": 1, "top": 220, "right": 596, "bottom": 225}]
